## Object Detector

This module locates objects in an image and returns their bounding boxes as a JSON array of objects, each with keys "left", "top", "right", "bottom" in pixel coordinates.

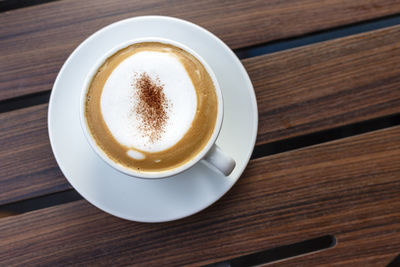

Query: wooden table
[{"left": 1, "top": 0, "right": 400, "bottom": 266}]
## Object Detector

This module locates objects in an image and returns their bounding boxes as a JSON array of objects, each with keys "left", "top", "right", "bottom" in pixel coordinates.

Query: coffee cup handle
[{"left": 203, "top": 145, "right": 236, "bottom": 176}]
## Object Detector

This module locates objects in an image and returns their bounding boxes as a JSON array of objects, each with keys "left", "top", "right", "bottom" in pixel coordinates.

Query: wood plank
[
  {"left": 0, "top": 104, "right": 70, "bottom": 205},
  {"left": 1, "top": 25, "right": 400, "bottom": 205},
  {"left": 1, "top": 0, "right": 400, "bottom": 100},
  {"left": 244, "top": 24, "right": 400, "bottom": 144},
  {"left": 1, "top": 126, "right": 400, "bottom": 266}
]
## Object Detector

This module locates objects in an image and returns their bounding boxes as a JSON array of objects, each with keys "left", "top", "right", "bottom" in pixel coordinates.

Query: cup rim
[{"left": 79, "top": 37, "right": 224, "bottom": 179}]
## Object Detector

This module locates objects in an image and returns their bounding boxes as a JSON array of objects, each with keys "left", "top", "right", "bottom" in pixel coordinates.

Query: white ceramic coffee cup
[{"left": 80, "top": 37, "right": 235, "bottom": 179}]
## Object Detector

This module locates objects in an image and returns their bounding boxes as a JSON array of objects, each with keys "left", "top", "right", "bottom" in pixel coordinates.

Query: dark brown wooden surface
[
  {"left": 245, "top": 25, "right": 400, "bottom": 145},
  {"left": 1, "top": 0, "right": 400, "bottom": 101},
  {"left": 1, "top": 25, "right": 400, "bottom": 206},
  {"left": 2, "top": 0, "right": 400, "bottom": 265},
  {"left": 1, "top": 126, "right": 399, "bottom": 266},
  {"left": 0, "top": 104, "right": 70, "bottom": 205}
]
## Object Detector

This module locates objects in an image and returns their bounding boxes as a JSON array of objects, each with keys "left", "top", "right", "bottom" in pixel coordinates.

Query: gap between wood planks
[
  {"left": 0, "top": 0, "right": 59, "bottom": 12},
  {"left": 205, "top": 235, "right": 336, "bottom": 267}
]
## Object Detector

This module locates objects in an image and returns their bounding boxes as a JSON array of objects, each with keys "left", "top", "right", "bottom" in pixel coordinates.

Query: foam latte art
[
  {"left": 100, "top": 51, "right": 197, "bottom": 152},
  {"left": 84, "top": 42, "right": 218, "bottom": 172}
]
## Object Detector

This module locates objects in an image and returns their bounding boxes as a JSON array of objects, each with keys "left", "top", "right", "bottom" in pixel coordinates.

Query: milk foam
[{"left": 100, "top": 51, "right": 197, "bottom": 153}]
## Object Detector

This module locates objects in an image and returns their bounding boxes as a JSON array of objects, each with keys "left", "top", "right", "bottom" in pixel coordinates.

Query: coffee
[{"left": 84, "top": 42, "right": 218, "bottom": 172}]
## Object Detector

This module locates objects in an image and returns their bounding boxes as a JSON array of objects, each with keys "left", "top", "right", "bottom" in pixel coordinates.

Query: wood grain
[
  {"left": 245, "top": 24, "right": 400, "bottom": 144},
  {"left": 1, "top": 25, "right": 400, "bottom": 205},
  {"left": 1, "top": 126, "right": 400, "bottom": 266},
  {"left": 1, "top": 0, "right": 400, "bottom": 100},
  {"left": 0, "top": 104, "right": 70, "bottom": 205}
]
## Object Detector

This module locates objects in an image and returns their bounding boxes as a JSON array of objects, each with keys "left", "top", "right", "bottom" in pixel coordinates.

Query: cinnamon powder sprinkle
[{"left": 133, "top": 72, "right": 170, "bottom": 143}]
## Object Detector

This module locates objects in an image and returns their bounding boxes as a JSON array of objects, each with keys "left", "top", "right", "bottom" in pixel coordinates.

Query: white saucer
[{"left": 48, "top": 16, "right": 258, "bottom": 222}]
